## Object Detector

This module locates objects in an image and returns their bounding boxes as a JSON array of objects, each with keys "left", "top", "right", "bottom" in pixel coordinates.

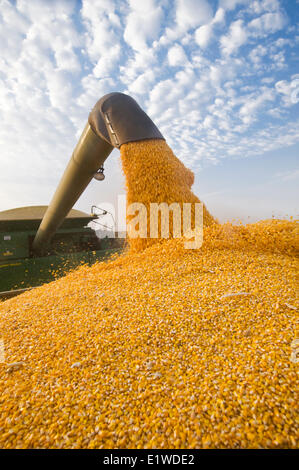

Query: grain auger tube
[{"left": 32, "top": 92, "right": 165, "bottom": 253}]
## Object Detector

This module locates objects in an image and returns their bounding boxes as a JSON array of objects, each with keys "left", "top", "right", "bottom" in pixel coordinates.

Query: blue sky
[{"left": 0, "top": 0, "right": 298, "bottom": 225}]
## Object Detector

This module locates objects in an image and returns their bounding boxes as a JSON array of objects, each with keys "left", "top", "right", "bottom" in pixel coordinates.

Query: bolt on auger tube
[{"left": 32, "top": 92, "right": 165, "bottom": 253}]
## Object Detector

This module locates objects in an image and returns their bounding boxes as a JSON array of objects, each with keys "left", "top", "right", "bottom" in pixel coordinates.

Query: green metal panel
[
  {"left": 0, "top": 248, "right": 120, "bottom": 292},
  {"left": 0, "top": 227, "right": 98, "bottom": 261},
  {"left": 0, "top": 216, "right": 94, "bottom": 233},
  {"left": 0, "top": 232, "right": 29, "bottom": 261}
]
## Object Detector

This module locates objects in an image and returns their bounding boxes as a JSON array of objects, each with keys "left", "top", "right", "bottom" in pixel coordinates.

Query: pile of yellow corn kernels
[{"left": 0, "top": 139, "right": 298, "bottom": 449}]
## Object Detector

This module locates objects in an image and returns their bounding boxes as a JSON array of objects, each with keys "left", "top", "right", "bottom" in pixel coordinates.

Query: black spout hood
[{"left": 88, "top": 92, "right": 164, "bottom": 148}]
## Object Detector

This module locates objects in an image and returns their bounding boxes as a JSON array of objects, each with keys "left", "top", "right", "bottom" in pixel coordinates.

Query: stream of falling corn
[
  {"left": 121, "top": 140, "right": 215, "bottom": 252},
  {"left": 0, "top": 139, "right": 298, "bottom": 449}
]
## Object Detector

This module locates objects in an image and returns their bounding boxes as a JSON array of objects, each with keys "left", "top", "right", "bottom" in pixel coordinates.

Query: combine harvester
[{"left": 0, "top": 206, "right": 122, "bottom": 300}]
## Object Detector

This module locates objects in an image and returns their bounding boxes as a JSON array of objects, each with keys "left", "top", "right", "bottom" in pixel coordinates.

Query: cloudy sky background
[{"left": 0, "top": 0, "right": 298, "bottom": 227}]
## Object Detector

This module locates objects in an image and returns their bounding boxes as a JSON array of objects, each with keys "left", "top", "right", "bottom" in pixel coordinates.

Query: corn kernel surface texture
[{"left": 0, "top": 140, "right": 298, "bottom": 449}]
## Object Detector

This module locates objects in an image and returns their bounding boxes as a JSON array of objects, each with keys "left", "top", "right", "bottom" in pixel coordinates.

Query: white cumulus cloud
[
  {"left": 248, "top": 11, "right": 287, "bottom": 36},
  {"left": 195, "top": 24, "right": 213, "bottom": 48},
  {"left": 219, "top": 0, "right": 247, "bottom": 11},
  {"left": 275, "top": 75, "right": 299, "bottom": 106},
  {"left": 220, "top": 19, "right": 248, "bottom": 56},
  {"left": 175, "top": 0, "right": 213, "bottom": 32},
  {"left": 124, "top": 0, "right": 163, "bottom": 52},
  {"left": 168, "top": 44, "right": 189, "bottom": 66}
]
